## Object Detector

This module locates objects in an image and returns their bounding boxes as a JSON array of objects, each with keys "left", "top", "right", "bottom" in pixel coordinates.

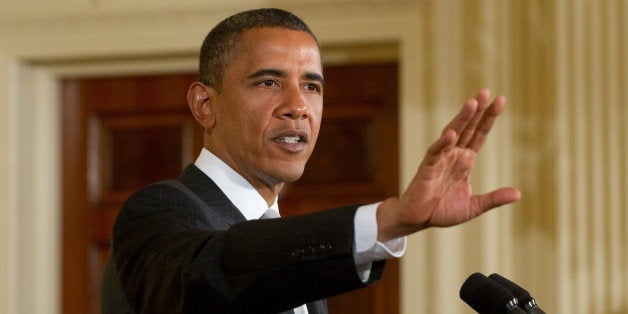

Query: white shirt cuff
[{"left": 353, "top": 202, "right": 407, "bottom": 282}]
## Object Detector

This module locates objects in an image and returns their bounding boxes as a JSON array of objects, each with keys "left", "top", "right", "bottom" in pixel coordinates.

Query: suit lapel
[
  {"left": 178, "top": 164, "right": 246, "bottom": 227},
  {"left": 179, "top": 164, "right": 329, "bottom": 314}
]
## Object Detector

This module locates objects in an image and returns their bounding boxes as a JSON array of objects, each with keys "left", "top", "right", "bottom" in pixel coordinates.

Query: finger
[
  {"left": 472, "top": 187, "right": 521, "bottom": 214},
  {"left": 423, "top": 129, "right": 457, "bottom": 166},
  {"left": 441, "top": 98, "right": 478, "bottom": 139},
  {"left": 457, "top": 89, "right": 491, "bottom": 147},
  {"left": 467, "top": 95, "right": 506, "bottom": 152}
]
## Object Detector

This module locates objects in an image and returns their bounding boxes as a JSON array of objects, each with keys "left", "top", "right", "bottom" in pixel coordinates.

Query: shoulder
[
  {"left": 123, "top": 180, "right": 195, "bottom": 210},
  {"left": 113, "top": 180, "right": 206, "bottom": 230}
]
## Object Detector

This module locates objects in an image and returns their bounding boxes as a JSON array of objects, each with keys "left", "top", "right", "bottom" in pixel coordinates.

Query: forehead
[{"left": 232, "top": 27, "right": 322, "bottom": 70}]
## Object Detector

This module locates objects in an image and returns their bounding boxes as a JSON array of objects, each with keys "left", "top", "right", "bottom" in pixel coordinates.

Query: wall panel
[{"left": 403, "top": 1, "right": 626, "bottom": 313}]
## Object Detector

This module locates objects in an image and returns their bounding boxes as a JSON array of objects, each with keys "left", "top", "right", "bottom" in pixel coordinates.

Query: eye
[
  {"left": 258, "top": 79, "right": 278, "bottom": 87},
  {"left": 304, "top": 83, "right": 322, "bottom": 93}
]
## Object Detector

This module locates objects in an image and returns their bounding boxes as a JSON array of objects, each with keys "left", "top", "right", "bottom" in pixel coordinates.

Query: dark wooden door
[{"left": 61, "top": 63, "right": 399, "bottom": 314}]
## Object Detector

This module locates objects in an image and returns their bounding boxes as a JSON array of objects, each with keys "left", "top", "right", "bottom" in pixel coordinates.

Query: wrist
[{"left": 376, "top": 197, "right": 429, "bottom": 242}]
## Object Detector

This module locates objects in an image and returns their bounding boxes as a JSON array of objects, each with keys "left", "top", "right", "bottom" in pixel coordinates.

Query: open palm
[{"left": 377, "top": 89, "right": 520, "bottom": 241}]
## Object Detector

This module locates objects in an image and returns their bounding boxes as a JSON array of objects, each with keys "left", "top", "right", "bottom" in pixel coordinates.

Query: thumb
[{"left": 473, "top": 187, "right": 521, "bottom": 214}]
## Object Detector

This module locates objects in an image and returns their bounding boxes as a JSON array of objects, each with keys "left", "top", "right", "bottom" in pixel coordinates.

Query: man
[{"left": 102, "top": 8, "right": 521, "bottom": 314}]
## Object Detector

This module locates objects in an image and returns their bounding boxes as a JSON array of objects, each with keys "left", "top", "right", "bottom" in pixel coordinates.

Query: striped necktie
[{"left": 260, "top": 208, "right": 280, "bottom": 219}]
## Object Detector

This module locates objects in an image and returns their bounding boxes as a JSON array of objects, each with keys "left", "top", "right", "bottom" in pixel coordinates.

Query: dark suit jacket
[{"left": 102, "top": 164, "right": 385, "bottom": 314}]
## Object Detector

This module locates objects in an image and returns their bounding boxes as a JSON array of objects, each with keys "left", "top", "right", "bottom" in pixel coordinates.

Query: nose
[
  {"left": 282, "top": 106, "right": 309, "bottom": 120},
  {"left": 278, "top": 85, "right": 309, "bottom": 120}
]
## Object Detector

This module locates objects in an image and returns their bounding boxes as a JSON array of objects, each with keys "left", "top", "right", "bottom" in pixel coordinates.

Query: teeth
[{"left": 280, "top": 136, "right": 301, "bottom": 143}]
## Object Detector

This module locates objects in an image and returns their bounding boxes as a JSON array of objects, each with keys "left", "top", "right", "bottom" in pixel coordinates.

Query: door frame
[{"left": 6, "top": 57, "right": 199, "bottom": 314}]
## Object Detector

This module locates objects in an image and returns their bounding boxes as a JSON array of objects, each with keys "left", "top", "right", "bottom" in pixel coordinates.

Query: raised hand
[{"left": 376, "top": 89, "right": 521, "bottom": 242}]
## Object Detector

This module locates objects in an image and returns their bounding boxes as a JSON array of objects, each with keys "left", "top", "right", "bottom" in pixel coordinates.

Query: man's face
[{"left": 207, "top": 27, "right": 323, "bottom": 189}]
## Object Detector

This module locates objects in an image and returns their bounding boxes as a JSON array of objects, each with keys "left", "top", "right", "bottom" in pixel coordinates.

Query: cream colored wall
[{"left": 0, "top": 1, "right": 625, "bottom": 314}]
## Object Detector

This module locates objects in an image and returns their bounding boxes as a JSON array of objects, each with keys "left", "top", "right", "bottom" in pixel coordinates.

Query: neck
[
  {"left": 254, "top": 182, "right": 283, "bottom": 207},
  {"left": 204, "top": 146, "right": 284, "bottom": 207}
]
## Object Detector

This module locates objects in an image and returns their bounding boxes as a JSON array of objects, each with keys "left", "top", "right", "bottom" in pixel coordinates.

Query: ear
[{"left": 187, "top": 82, "right": 217, "bottom": 129}]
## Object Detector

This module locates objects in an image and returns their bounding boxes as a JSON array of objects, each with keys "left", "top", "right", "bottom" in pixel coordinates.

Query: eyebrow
[
  {"left": 305, "top": 72, "right": 325, "bottom": 84},
  {"left": 247, "top": 68, "right": 324, "bottom": 84},
  {"left": 248, "top": 68, "right": 284, "bottom": 79}
]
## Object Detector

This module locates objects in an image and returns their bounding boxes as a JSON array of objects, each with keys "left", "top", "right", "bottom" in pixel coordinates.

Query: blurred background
[{"left": 0, "top": 1, "right": 625, "bottom": 313}]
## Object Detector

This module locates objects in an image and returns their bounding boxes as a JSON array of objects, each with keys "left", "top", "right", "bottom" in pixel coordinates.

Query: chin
[
  {"left": 263, "top": 158, "right": 309, "bottom": 184},
  {"left": 276, "top": 171, "right": 304, "bottom": 183},
  {"left": 271, "top": 165, "right": 306, "bottom": 183}
]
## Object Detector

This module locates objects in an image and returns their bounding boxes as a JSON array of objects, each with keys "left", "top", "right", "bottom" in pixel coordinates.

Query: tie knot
[{"left": 260, "top": 209, "right": 280, "bottom": 219}]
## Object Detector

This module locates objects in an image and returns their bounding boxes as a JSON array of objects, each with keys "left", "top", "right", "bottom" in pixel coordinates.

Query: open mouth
[
  {"left": 278, "top": 136, "right": 302, "bottom": 143},
  {"left": 272, "top": 130, "right": 309, "bottom": 144},
  {"left": 271, "top": 130, "right": 309, "bottom": 152}
]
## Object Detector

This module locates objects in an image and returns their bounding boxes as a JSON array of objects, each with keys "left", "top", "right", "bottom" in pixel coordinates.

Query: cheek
[
  {"left": 222, "top": 97, "right": 267, "bottom": 130},
  {"left": 309, "top": 113, "right": 323, "bottom": 144},
  {"left": 311, "top": 102, "right": 323, "bottom": 126},
  {"left": 244, "top": 92, "right": 277, "bottom": 119}
]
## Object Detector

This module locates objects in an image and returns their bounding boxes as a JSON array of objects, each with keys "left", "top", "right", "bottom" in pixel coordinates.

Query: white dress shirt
[{"left": 194, "top": 148, "right": 406, "bottom": 313}]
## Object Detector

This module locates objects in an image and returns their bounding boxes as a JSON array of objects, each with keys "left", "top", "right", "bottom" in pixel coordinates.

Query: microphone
[
  {"left": 489, "top": 273, "right": 546, "bottom": 314},
  {"left": 460, "top": 272, "right": 527, "bottom": 313}
]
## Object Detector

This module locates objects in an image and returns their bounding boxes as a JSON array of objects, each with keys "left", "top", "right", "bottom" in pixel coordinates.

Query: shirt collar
[{"left": 194, "top": 148, "right": 279, "bottom": 221}]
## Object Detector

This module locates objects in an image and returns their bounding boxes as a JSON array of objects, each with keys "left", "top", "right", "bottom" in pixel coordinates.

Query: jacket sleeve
[{"left": 112, "top": 181, "right": 386, "bottom": 314}]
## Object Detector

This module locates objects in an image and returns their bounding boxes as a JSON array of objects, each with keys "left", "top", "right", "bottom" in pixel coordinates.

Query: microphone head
[
  {"left": 460, "top": 272, "right": 519, "bottom": 314},
  {"left": 489, "top": 273, "right": 534, "bottom": 307}
]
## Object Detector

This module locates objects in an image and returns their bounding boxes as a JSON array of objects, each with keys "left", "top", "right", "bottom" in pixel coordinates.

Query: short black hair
[{"left": 199, "top": 8, "right": 318, "bottom": 89}]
